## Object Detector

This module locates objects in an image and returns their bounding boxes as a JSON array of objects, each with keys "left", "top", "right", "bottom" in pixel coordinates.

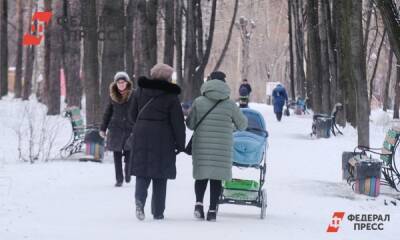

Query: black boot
[
  {"left": 135, "top": 200, "right": 145, "bottom": 221},
  {"left": 206, "top": 210, "right": 217, "bottom": 222},
  {"left": 125, "top": 165, "right": 131, "bottom": 183},
  {"left": 153, "top": 214, "right": 164, "bottom": 220},
  {"left": 194, "top": 203, "right": 205, "bottom": 220},
  {"left": 115, "top": 181, "right": 123, "bottom": 187}
]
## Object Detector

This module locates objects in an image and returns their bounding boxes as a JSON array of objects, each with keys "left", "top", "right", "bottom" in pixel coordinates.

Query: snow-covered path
[{"left": 0, "top": 102, "right": 399, "bottom": 240}]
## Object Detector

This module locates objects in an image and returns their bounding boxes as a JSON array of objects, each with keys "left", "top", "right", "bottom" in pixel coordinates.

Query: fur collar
[
  {"left": 109, "top": 80, "right": 133, "bottom": 104},
  {"left": 138, "top": 76, "right": 181, "bottom": 95}
]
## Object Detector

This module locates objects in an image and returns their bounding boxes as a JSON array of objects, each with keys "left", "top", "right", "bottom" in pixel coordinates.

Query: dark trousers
[
  {"left": 276, "top": 112, "right": 283, "bottom": 121},
  {"left": 195, "top": 179, "right": 222, "bottom": 211},
  {"left": 135, "top": 177, "right": 167, "bottom": 217},
  {"left": 113, "top": 151, "right": 130, "bottom": 183}
]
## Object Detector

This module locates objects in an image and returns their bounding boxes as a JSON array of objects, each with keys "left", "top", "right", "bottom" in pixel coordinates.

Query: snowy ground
[{"left": 0, "top": 99, "right": 399, "bottom": 240}]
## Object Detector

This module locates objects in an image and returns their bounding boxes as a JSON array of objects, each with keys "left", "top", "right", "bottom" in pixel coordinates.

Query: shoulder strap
[
  {"left": 135, "top": 91, "right": 165, "bottom": 121},
  {"left": 193, "top": 99, "right": 224, "bottom": 131}
]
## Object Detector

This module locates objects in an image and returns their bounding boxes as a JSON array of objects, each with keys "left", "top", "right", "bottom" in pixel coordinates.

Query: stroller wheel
[{"left": 260, "top": 189, "right": 267, "bottom": 219}]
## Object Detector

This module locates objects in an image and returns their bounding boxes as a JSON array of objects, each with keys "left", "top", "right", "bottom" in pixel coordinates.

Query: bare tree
[
  {"left": 175, "top": 0, "right": 183, "bottom": 87},
  {"left": 336, "top": 0, "right": 356, "bottom": 126},
  {"left": 125, "top": 0, "right": 135, "bottom": 79},
  {"left": 41, "top": 0, "right": 62, "bottom": 114},
  {"left": 22, "top": 0, "right": 35, "bottom": 100},
  {"left": 163, "top": 0, "right": 174, "bottom": 66},
  {"left": 288, "top": 0, "right": 295, "bottom": 100},
  {"left": 307, "top": 0, "right": 322, "bottom": 113},
  {"left": 351, "top": 0, "right": 369, "bottom": 146},
  {"left": 319, "top": 0, "right": 331, "bottom": 113},
  {"left": 0, "top": 0, "right": 8, "bottom": 98},
  {"left": 213, "top": 0, "right": 239, "bottom": 72},
  {"left": 293, "top": 0, "right": 306, "bottom": 99},
  {"left": 375, "top": 0, "right": 400, "bottom": 61},
  {"left": 81, "top": 0, "right": 101, "bottom": 125},
  {"left": 134, "top": 0, "right": 158, "bottom": 78},
  {"left": 63, "top": 0, "right": 82, "bottom": 107},
  {"left": 14, "top": 0, "right": 24, "bottom": 98},
  {"left": 183, "top": 0, "right": 217, "bottom": 101},
  {"left": 236, "top": 16, "right": 255, "bottom": 81},
  {"left": 368, "top": 29, "right": 386, "bottom": 104},
  {"left": 383, "top": 49, "right": 393, "bottom": 111}
]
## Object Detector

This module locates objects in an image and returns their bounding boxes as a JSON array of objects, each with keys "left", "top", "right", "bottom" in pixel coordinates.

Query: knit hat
[
  {"left": 150, "top": 63, "right": 174, "bottom": 81},
  {"left": 114, "top": 71, "right": 130, "bottom": 82},
  {"left": 209, "top": 71, "right": 226, "bottom": 82}
]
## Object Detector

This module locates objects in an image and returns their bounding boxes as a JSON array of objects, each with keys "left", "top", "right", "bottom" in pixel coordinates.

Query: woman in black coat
[
  {"left": 100, "top": 71, "right": 133, "bottom": 187},
  {"left": 129, "top": 63, "right": 186, "bottom": 221}
]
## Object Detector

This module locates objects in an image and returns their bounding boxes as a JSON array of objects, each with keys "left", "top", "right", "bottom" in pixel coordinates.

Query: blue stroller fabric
[{"left": 233, "top": 109, "right": 267, "bottom": 166}]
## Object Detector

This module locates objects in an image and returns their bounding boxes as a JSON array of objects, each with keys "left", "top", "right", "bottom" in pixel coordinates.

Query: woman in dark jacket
[
  {"left": 129, "top": 63, "right": 186, "bottom": 221},
  {"left": 100, "top": 72, "right": 133, "bottom": 187}
]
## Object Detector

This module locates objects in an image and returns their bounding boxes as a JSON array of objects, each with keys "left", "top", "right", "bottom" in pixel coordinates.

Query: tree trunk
[
  {"left": 351, "top": 0, "right": 369, "bottom": 147},
  {"left": 0, "top": 0, "right": 8, "bottom": 98},
  {"left": 163, "top": 0, "right": 174, "bottom": 66},
  {"left": 146, "top": 0, "right": 158, "bottom": 69},
  {"left": 337, "top": 0, "right": 356, "bottom": 126},
  {"left": 183, "top": 0, "right": 197, "bottom": 101},
  {"left": 63, "top": 0, "right": 82, "bottom": 107},
  {"left": 42, "top": 0, "right": 52, "bottom": 104},
  {"left": 394, "top": 59, "right": 400, "bottom": 119},
  {"left": 307, "top": 0, "right": 322, "bottom": 113},
  {"left": 213, "top": 0, "right": 239, "bottom": 72},
  {"left": 47, "top": 0, "right": 63, "bottom": 115},
  {"left": 82, "top": 0, "right": 101, "bottom": 125},
  {"left": 125, "top": 0, "right": 135, "bottom": 79},
  {"left": 288, "top": 0, "right": 295, "bottom": 100},
  {"left": 327, "top": 0, "right": 338, "bottom": 109},
  {"left": 14, "top": 0, "right": 24, "bottom": 98},
  {"left": 100, "top": 0, "right": 124, "bottom": 113},
  {"left": 175, "top": 0, "right": 183, "bottom": 88},
  {"left": 22, "top": 0, "right": 34, "bottom": 100},
  {"left": 134, "top": 0, "right": 157, "bottom": 78},
  {"left": 383, "top": 49, "right": 393, "bottom": 112},
  {"left": 319, "top": 0, "right": 331, "bottom": 113},
  {"left": 293, "top": 0, "right": 306, "bottom": 99},
  {"left": 134, "top": 0, "right": 145, "bottom": 78}
]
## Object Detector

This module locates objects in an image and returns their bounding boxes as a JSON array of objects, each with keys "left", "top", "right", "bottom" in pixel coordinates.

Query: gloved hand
[{"left": 99, "top": 131, "right": 106, "bottom": 138}]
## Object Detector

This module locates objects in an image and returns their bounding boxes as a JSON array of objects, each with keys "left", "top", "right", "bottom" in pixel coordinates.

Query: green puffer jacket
[{"left": 186, "top": 79, "right": 248, "bottom": 181}]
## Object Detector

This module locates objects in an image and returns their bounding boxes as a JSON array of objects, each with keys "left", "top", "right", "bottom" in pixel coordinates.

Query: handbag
[
  {"left": 184, "top": 99, "right": 224, "bottom": 155},
  {"left": 124, "top": 95, "right": 159, "bottom": 150}
]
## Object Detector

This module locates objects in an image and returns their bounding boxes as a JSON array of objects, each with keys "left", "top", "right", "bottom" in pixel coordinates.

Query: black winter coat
[
  {"left": 129, "top": 77, "right": 186, "bottom": 179},
  {"left": 100, "top": 80, "right": 134, "bottom": 152}
]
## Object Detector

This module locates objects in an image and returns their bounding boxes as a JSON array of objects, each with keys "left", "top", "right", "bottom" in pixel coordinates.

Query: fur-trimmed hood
[
  {"left": 138, "top": 76, "right": 181, "bottom": 95},
  {"left": 109, "top": 80, "right": 133, "bottom": 104}
]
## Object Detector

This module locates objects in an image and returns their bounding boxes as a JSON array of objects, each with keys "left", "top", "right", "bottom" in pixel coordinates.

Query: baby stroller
[{"left": 219, "top": 108, "right": 269, "bottom": 219}]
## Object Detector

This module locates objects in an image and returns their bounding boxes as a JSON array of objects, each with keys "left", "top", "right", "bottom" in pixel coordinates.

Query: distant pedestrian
[{"left": 272, "top": 83, "right": 288, "bottom": 121}]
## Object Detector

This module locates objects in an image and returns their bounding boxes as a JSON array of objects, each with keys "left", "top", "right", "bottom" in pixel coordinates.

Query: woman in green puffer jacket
[{"left": 186, "top": 71, "right": 248, "bottom": 221}]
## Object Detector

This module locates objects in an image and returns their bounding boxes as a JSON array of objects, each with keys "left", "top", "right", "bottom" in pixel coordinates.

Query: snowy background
[{"left": 0, "top": 98, "right": 399, "bottom": 240}]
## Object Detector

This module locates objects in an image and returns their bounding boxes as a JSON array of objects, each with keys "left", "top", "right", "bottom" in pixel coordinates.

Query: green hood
[{"left": 200, "top": 80, "right": 230, "bottom": 100}]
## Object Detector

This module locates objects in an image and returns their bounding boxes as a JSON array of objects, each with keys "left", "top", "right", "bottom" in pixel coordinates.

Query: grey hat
[
  {"left": 114, "top": 71, "right": 130, "bottom": 82},
  {"left": 150, "top": 63, "right": 174, "bottom": 81}
]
